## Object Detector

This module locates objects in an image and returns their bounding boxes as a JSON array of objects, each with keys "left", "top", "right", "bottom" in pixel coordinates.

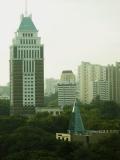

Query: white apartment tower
[
  {"left": 78, "top": 62, "right": 107, "bottom": 104},
  {"left": 10, "top": 15, "right": 44, "bottom": 115}
]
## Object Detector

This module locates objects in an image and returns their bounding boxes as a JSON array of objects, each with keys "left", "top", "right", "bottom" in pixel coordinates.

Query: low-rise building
[{"left": 36, "top": 107, "right": 63, "bottom": 116}]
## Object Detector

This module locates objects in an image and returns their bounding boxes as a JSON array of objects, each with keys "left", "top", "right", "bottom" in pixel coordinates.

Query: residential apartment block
[{"left": 78, "top": 62, "right": 107, "bottom": 104}]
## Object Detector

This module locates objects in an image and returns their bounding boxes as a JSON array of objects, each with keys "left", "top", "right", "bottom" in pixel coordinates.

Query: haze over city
[{"left": 0, "top": 0, "right": 120, "bottom": 85}]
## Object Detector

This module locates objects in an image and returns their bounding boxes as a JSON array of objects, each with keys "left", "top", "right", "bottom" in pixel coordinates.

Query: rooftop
[
  {"left": 18, "top": 15, "right": 38, "bottom": 32},
  {"left": 62, "top": 70, "right": 73, "bottom": 74}
]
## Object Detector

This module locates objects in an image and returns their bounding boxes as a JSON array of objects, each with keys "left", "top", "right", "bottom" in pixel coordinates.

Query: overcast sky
[{"left": 0, "top": 0, "right": 120, "bottom": 85}]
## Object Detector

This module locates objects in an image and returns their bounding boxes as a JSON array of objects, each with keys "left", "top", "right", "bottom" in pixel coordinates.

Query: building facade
[
  {"left": 58, "top": 70, "right": 76, "bottom": 107},
  {"left": 92, "top": 80, "right": 110, "bottom": 101},
  {"left": 45, "top": 78, "right": 58, "bottom": 96},
  {"left": 107, "top": 62, "right": 120, "bottom": 104},
  {"left": 78, "top": 62, "right": 107, "bottom": 104},
  {"left": 10, "top": 15, "right": 44, "bottom": 115}
]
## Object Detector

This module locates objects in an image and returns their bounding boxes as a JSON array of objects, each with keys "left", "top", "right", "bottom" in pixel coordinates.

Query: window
[
  {"left": 29, "top": 50, "right": 31, "bottom": 58},
  {"left": 34, "top": 40, "right": 36, "bottom": 44},
  {"left": 27, "top": 50, "right": 28, "bottom": 58},
  {"left": 21, "top": 50, "right": 23, "bottom": 58},
  {"left": 24, "top": 50, "right": 26, "bottom": 58}
]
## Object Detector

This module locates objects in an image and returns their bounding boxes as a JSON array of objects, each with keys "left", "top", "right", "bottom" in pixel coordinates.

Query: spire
[
  {"left": 25, "top": 0, "right": 28, "bottom": 16},
  {"left": 68, "top": 99, "right": 85, "bottom": 134}
]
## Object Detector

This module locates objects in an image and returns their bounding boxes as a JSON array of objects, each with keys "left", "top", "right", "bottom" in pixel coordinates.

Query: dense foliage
[
  {"left": 0, "top": 99, "right": 120, "bottom": 159},
  {"left": 0, "top": 99, "right": 10, "bottom": 115}
]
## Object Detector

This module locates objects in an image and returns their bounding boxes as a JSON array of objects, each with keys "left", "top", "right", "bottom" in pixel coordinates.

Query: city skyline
[{"left": 1, "top": 0, "right": 120, "bottom": 85}]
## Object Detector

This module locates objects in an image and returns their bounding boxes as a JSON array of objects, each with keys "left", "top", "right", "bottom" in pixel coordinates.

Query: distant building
[
  {"left": 78, "top": 62, "right": 107, "bottom": 104},
  {"left": 45, "top": 78, "right": 58, "bottom": 96},
  {"left": 36, "top": 107, "right": 63, "bottom": 116},
  {"left": 10, "top": 14, "right": 44, "bottom": 115},
  {"left": 107, "top": 62, "right": 120, "bottom": 104},
  {"left": 58, "top": 70, "right": 76, "bottom": 107},
  {"left": 0, "top": 85, "right": 10, "bottom": 97},
  {"left": 91, "top": 80, "right": 110, "bottom": 101},
  {"left": 0, "top": 96, "right": 10, "bottom": 100},
  {"left": 60, "top": 70, "right": 76, "bottom": 84}
]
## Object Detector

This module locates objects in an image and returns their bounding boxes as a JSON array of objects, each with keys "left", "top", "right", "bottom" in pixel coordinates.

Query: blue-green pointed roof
[
  {"left": 68, "top": 99, "right": 85, "bottom": 134},
  {"left": 18, "top": 16, "right": 38, "bottom": 32}
]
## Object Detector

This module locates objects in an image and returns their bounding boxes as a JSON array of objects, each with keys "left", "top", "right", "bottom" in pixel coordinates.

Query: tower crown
[{"left": 18, "top": 15, "right": 38, "bottom": 32}]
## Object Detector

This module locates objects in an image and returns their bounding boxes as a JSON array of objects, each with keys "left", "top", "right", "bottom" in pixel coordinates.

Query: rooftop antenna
[{"left": 25, "top": 0, "right": 28, "bottom": 16}]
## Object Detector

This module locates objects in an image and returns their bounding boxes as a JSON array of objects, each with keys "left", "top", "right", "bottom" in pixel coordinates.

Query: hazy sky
[{"left": 0, "top": 0, "right": 120, "bottom": 85}]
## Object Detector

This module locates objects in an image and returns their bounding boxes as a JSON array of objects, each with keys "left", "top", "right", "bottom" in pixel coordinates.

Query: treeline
[
  {"left": 0, "top": 99, "right": 10, "bottom": 115},
  {"left": 0, "top": 111, "right": 120, "bottom": 160},
  {"left": 0, "top": 99, "right": 120, "bottom": 159},
  {"left": 0, "top": 113, "right": 120, "bottom": 160}
]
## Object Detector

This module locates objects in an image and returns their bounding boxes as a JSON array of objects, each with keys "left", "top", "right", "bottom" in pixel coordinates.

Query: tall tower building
[{"left": 10, "top": 14, "right": 44, "bottom": 115}]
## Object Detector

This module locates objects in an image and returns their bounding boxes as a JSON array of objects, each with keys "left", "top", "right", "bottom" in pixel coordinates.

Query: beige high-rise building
[
  {"left": 107, "top": 62, "right": 120, "bottom": 104},
  {"left": 78, "top": 62, "right": 107, "bottom": 104},
  {"left": 92, "top": 80, "right": 110, "bottom": 101}
]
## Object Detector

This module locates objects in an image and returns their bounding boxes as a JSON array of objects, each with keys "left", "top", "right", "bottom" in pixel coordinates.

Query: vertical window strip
[
  {"left": 32, "top": 61, "right": 34, "bottom": 72},
  {"left": 35, "top": 50, "right": 36, "bottom": 59},
  {"left": 27, "top": 50, "right": 28, "bottom": 58},
  {"left": 37, "top": 50, "right": 39, "bottom": 58},
  {"left": 26, "top": 61, "right": 28, "bottom": 72},
  {"left": 29, "top": 61, "right": 31, "bottom": 72},
  {"left": 19, "top": 50, "right": 21, "bottom": 59},
  {"left": 21, "top": 50, "right": 23, "bottom": 59},
  {"left": 27, "top": 61, "right": 29, "bottom": 72},
  {"left": 29, "top": 50, "right": 31, "bottom": 58},
  {"left": 24, "top": 61, "right": 25, "bottom": 72},
  {"left": 32, "top": 50, "right": 34, "bottom": 58},
  {"left": 24, "top": 50, "right": 25, "bottom": 58}
]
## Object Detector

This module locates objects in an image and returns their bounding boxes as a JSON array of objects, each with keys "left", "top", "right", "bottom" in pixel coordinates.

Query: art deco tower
[{"left": 10, "top": 14, "right": 44, "bottom": 115}]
